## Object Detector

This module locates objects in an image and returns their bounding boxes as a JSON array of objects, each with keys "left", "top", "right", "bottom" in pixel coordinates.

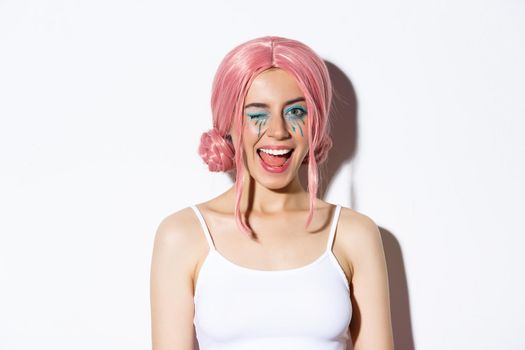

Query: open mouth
[{"left": 257, "top": 148, "right": 294, "bottom": 169}]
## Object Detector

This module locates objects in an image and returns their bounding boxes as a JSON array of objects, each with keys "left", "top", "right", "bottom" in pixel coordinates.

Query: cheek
[
  {"left": 245, "top": 118, "right": 267, "bottom": 137},
  {"left": 241, "top": 123, "right": 260, "bottom": 155},
  {"left": 287, "top": 117, "right": 307, "bottom": 137},
  {"left": 288, "top": 118, "right": 309, "bottom": 149}
]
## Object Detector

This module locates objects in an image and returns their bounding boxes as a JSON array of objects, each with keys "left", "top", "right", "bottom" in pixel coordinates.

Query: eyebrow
[{"left": 244, "top": 97, "right": 305, "bottom": 109}]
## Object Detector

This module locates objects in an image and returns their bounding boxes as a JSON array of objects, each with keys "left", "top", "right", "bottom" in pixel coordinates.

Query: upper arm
[
  {"left": 150, "top": 209, "right": 198, "bottom": 350},
  {"left": 342, "top": 211, "right": 394, "bottom": 350}
]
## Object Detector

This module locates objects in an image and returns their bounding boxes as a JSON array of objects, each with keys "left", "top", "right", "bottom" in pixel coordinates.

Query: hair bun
[{"left": 198, "top": 128, "right": 235, "bottom": 172}]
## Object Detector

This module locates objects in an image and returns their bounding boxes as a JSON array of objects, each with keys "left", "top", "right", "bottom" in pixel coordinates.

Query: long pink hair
[{"left": 198, "top": 36, "right": 333, "bottom": 235}]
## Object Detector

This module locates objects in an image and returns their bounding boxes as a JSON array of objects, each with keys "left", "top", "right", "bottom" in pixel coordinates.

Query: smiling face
[{"left": 232, "top": 67, "right": 309, "bottom": 190}]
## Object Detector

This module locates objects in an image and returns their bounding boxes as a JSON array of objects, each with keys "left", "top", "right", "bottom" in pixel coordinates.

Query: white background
[{"left": 1, "top": 1, "right": 524, "bottom": 349}]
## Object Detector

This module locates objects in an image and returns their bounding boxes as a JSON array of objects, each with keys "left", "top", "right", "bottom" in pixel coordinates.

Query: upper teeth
[{"left": 259, "top": 148, "right": 292, "bottom": 156}]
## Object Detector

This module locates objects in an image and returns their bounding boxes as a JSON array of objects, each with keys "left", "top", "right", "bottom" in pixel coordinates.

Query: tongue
[{"left": 259, "top": 151, "right": 289, "bottom": 167}]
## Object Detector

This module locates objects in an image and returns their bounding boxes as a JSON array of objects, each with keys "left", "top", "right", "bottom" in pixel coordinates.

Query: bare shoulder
[
  {"left": 155, "top": 207, "right": 200, "bottom": 243},
  {"left": 336, "top": 206, "right": 384, "bottom": 277},
  {"left": 152, "top": 207, "right": 204, "bottom": 274},
  {"left": 338, "top": 206, "right": 381, "bottom": 239},
  {"left": 150, "top": 207, "right": 204, "bottom": 348}
]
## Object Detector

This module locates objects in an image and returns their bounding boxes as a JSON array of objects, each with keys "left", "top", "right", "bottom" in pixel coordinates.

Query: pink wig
[{"left": 198, "top": 36, "right": 333, "bottom": 235}]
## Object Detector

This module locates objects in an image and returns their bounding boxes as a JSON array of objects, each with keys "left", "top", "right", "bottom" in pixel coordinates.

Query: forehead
[{"left": 244, "top": 68, "right": 304, "bottom": 105}]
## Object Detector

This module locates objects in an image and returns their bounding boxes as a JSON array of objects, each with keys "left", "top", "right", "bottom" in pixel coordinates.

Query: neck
[{"left": 227, "top": 174, "right": 309, "bottom": 214}]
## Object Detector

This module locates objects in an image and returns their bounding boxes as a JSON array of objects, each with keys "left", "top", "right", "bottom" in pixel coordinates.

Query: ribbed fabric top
[{"left": 191, "top": 204, "right": 352, "bottom": 350}]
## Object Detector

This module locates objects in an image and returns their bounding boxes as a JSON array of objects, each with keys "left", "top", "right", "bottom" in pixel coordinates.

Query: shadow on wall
[
  {"left": 194, "top": 62, "right": 415, "bottom": 350},
  {"left": 318, "top": 61, "right": 415, "bottom": 350}
]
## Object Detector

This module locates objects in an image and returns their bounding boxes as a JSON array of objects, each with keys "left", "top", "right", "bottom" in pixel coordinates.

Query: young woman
[{"left": 150, "top": 36, "right": 394, "bottom": 350}]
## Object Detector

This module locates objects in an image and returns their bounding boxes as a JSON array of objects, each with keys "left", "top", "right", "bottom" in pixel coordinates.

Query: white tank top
[{"left": 191, "top": 204, "right": 352, "bottom": 350}]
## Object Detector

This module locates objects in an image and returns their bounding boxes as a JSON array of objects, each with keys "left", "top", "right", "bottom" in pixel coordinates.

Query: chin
[{"left": 253, "top": 174, "right": 296, "bottom": 190}]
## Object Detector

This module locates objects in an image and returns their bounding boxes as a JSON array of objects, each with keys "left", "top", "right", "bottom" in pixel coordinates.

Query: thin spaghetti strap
[
  {"left": 190, "top": 205, "right": 216, "bottom": 251},
  {"left": 326, "top": 205, "right": 342, "bottom": 252}
]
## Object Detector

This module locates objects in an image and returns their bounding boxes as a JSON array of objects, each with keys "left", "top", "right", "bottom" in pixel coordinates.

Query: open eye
[{"left": 285, "top": 106, "right": 307, "bottom": 119}]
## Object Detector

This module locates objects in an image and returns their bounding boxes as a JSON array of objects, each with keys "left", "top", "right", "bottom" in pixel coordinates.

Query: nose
[{"left": 267, "top": 113, "right": 291, "bottom": 140}]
